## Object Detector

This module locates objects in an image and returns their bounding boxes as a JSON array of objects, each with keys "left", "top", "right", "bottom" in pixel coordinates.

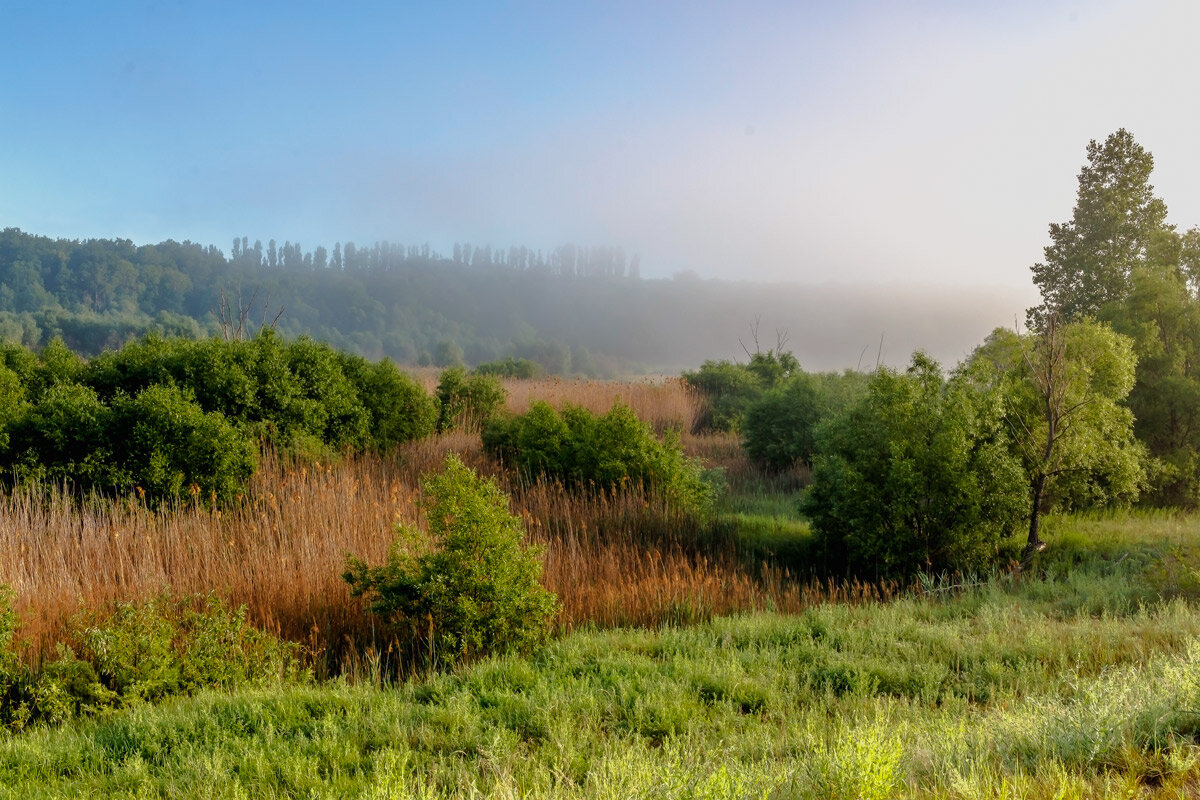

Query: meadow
[{"left": 3, "top": 377, "right": 1200, "bottom": 796}]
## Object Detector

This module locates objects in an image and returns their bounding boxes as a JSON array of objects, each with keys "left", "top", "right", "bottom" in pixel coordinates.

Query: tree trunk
[{"left": 1024, "top": 474, "right": 1046, "bottom": 560}]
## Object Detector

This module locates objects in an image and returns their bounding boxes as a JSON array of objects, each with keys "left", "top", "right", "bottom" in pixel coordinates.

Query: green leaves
[
  {"left": 0, "top": 333, "right": 439, "bottom": 504},
  {"left": 804, "top": 354, "right": 1027, "bottom": 577},
  {"left": 345, "top": 455, "right": 558, "bottom": 667},
  {"left": 1030, "top": 129, "right": 1171, "bottom": 326},
  {"left": 483, "top": 401, "right": 715, "bottom": 515},
  {"left": 435, "top": 367, "right": 507, "bottom": 433}
]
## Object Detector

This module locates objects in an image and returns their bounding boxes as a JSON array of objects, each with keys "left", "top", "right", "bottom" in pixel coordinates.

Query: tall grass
[
  {"left": 501, "top": 376, "right": 702, "bottom": 432},
  {"left": 0, "top": 428, "right": 872, "bottom": 675}
]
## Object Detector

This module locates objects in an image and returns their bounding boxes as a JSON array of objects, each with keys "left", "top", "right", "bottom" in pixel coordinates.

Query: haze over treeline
[{"left": 0, "top": 227, "right": 1028, "bottom": 374}]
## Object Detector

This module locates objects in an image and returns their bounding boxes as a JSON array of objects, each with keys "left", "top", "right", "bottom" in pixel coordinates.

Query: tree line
[{"left": 0, "top": 230, "right": 649, "bottom": 374}]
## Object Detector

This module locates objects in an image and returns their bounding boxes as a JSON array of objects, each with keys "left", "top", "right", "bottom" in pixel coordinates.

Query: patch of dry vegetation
[{"left": 0, "top": 450, "right": 872, "bottom": 681}]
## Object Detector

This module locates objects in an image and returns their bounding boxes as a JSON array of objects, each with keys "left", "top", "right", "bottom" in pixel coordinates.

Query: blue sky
[{"left": 2, "top": 0, "right": 1198, "bottom": 294}]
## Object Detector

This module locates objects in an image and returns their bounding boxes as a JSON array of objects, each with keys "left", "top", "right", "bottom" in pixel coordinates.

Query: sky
[{"left": 2, "top": 0, "right": 1199, "bottom": 298}]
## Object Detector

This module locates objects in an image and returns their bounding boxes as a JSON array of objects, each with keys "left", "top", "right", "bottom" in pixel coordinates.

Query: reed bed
[
  {"left": 501, "top": 376, "right": 702, "bottom": 433},
  {"left": 0, "top": 430, "right": 865, "bottom": 674}
]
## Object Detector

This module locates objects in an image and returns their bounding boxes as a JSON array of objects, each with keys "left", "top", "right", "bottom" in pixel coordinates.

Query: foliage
[
  {"left": 434, "top": 367, "right": 507, "bottom": 433},
  {"left": 336, "top": 354, "right": 438, "bottom": 450},
  {"left": 4, "top": 382, "right": 114, "bottom": 488},
  {"left": 474, "top": 356, "right": 542, "bottom": 379},
  {"left": 1025, "top": 129, "right": 1200, "bottom": 510},
  {"left": 1029, "top": 128, "right": 1171, "bottom": 326},
  {"left": 741, "top": 374, "right": 821, "bottom": 471},
  {"left": 682, "top": 348, "right": 800, "bottom": 433},
  {"left": 682, "top": 359, "right": 765, "bottom": 432},
  {"left": 0, "top": 591, "right": 304, "bottom": 730},
  {"left": 344, "top": 455, "right": 558, "bottom": 667},
  {"left": 740, "top": 369, "right": 871, "bottom": 473},
  {"left": 1101, "top": 263, "right": 1200, "bottom": 505},
  {"left": 106, "top": 384, "right": 257, "bottom": 505},
  {"left": 964, "top": 319, "right": 1145, "bottom": 551},
  {"left": 483, "top": 401, "right": 716, "bottom": 514},
  {"left": 283, "top": 336, "right": 371, "bottom": 450},
  {"left": 0, "top": 333, "right": 438, "bottom": 504},
  {"left": 804, "top": 353, "right": 1027, "bottom": 577}
]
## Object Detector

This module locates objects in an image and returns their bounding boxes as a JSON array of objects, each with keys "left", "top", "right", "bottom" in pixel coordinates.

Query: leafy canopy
[{"left": 963, "top": 319, "right": 1145, "bottom": 551}]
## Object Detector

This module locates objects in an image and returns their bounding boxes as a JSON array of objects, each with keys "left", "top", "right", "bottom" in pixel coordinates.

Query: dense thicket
[
  {"left": 804, "top": 354, "right": 1028, "bottom": 577},
  {"left": 0, "top": 333, "right": 436, "bottom": 504},
  {"left": 344, "top": 456, "right": 558, "bottom": 667},
  {"left": 0, "top": 591, "right": 304, "bottom": 729},
  {"left": 684, "top": 350, "right": 869, "bottom": 472},
  {"left": 482, "top": 401, "right": 715, "bottom": 514}
]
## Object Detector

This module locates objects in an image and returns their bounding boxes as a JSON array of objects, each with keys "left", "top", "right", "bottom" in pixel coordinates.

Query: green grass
[
  {"left": 716, "top": 481, "right": 815, "bottom": 569},
  {"left": 7, "top": 513, "right": 1200, "bottom": 797}
]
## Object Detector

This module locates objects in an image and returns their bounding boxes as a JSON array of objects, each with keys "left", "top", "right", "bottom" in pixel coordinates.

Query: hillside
[{"left": 0, "top": 228, "right": 1029, "bottom": 374}]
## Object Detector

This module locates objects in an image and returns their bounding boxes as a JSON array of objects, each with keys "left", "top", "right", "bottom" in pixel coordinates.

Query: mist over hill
[{"left": 0, "top": 227, "right": 1031, "bottom": 374}]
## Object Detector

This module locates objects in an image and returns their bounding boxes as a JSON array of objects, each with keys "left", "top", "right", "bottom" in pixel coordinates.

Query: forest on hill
[{"left": 0, "top": 228, "right": 1022, "bottom": 375}]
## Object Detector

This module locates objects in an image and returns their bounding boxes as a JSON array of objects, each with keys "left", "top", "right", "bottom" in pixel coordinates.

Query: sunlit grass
[{"left": 4, "top": 577, "right": 1200, "bottom": 797}]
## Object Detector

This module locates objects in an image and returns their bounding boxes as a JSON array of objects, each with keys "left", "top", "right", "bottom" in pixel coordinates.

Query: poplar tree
[{"left": 1029, "top": 129, "right": 1170, "bottom": 327}]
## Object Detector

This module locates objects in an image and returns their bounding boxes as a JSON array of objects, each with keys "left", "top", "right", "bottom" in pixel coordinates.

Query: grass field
[
  {"left": 3, "top": 514, "right": 1200, "bottom": 797},
  {"left": 4, "top": 377, "right": 1200, "bottom": 797}
]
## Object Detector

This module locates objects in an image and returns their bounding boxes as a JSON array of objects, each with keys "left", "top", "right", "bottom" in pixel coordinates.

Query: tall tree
[
  {"left": 1029, "top": 129, "right": 1171, "bottom": 326},
  {"left": 965, "top": 319, "right": 1145, "bottom": 555}
]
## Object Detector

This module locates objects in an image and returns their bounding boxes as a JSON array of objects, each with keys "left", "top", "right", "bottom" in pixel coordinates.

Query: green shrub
[
  {"left": 345, "top": 454, "right": 558, "bottom": 667},
  {"left": 107, "top": 384, "right": 257, "bottom": 505},
  {"left": 435, "top": 367, "right": 507, "bottom": 433},
  {"left": 1, "top": 334, "right": 441, "bottom": 502},
  {"left": 682, "top": 359, "right": 764, "bottom": 432},
  {"left": 0, "top": 362, "right": 27, "bottom": 452},
  {"left": 803, "top": 353, "right": 1027, "bottom": 577},
  {"left": 79, "top": 333, "right": 186, "bottom": 401},
  {"left": 337, "top": 354, "right": 437, "bottom": 450},
  {"left": 28, "top": 337, "right": 84, "bottom": 400},
  {"left": 69, "top": 595, "right": 304, "bottom": 701},
  {"left": 741, "top": 374, "right": 821, "bottom": 471},
  {"left": 4, "top": 382, "right": 114, "bottom": 488},
  {"left": 74, "top": 599, "right": 180, "bottom": 703},
  {"left": 475, "top": 357, "right": 542, "bottom": 379},
  {"left": 483, "top": 401, "right": 716, "bottom": 514},
  {"left": 284, "top": 337, "right": 371, "bottom": 450},
  {"left": 0, "top": 592, "right": 304, "bottom": 729},
  {"left": 0, "top": 586, "right": 18, "bottom": 684}
]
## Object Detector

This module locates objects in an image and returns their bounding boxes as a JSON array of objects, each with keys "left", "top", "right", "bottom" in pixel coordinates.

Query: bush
[
  {"left": 284, "top": 336, "right": 370, "bottom": 450},
  {"left": 475, "top": 357, "right": 542, "bottom": 379},
  {"left": 435, "top": 367, "right": 507, "bottom": 433},
  {"left": 741, "top": 374, "right": 821, "bottom": 471},
  {"left": 107, "top": 384, "right": 257, "bottom": 505},
  {"left": 803, "top": 353, "right": 1026, "bottom": 578},
  {"left": 682, "top": 360, "right": 764, "bottom": 432},
  {"left": 344, "top": 455, "right": 558, "bottom": 667},
  {"left": 69, "top": 595, "right": 304, "bottom": 700},
  {"left": 0, "top": 334, "right": 441, "bottom": 503},
  {"left": 4, "top": 382, "right": 113, "bottom": 488},
  {"left": 741, "top": 370, "right": 870, "bottom": 473},
  {"left": 338, "top": 355, "right": 438, "bottom": 450},
  {"left": 483, "top": 401, "right": 716, "bottom": 514},
  {"left": 0, "top": 592, "right": 304, "bottom": 729}
]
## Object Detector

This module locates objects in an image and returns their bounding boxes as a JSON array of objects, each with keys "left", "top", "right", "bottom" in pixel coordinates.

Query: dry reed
[
  {"left": 501, "top": 376, "right": 702, "bottom": 433},
  {"left": 0, "top": 408, "right": 876, "bottom": 674}
]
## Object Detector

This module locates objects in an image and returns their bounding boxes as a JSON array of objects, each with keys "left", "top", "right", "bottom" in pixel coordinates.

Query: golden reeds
[
  {"left": 0, "top": 376, "right": 860, "bottom": 674},
  {"left": 502, "top": 376, "right": 702, "bottom": 433}
]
